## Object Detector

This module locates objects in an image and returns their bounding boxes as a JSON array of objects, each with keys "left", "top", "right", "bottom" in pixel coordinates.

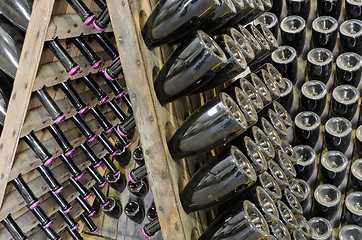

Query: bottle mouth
[
  {"left": 314, "top": 184, "right": 341, "bottom": 207},
  {"left": 293, "top": 230, "right": 307, "bottom": 240},
  {"left": 272, "top": 46, "right": 297, "bottom": 64},
  {"left": 268, "top": 109, "right": 288, "bottom": 136},
  {"left": 332, "top": 85, "right": 360, "bottom": 104},
  {"left": 294, "top": 145, "right": 316, "bottom": 166},
  {"left": 240, "top": 78, "right": 264, "bottom": 111},
  {"left": 244, "top": 137, "right": 268, "bottom": 173},
  {"left": 250, "top": 25, "right": 271, "bottom": 51},
  {"left": 338, "top": 225, "right": 362, "bottom": 240},
  {"left": 325, "top": 117, "right": 352, "bottom": 137},
  {"left": 307, "top": 48, "right": 333, "bottom": 66},
  {"left": 296, "top": 179, "right": 310, "bottom": 202},
  {"left": 128, "top": 179, "right": 146, "bottom": 192},
  {"left": 132, "top": 146, "right": 144, "bottom": 161},
  {"left": 336, "top": 52, "right": 362, "bottom": 71},
  {"left": 281, "top": 15, "right": 306, "bottom": 33},
  {"left": 280, "top": 78, "right": 293, "bottom": 98},
  {"left": 231, "top": 146, "right": 257, "bottom": 182},
  {"left": 251, "top": 74, "right": 272, "bottom": 104},
  {"left": 244, "top": 200, "right": 270, "bottom": 237},
  {"left": 255, "top": 12, "right": 278, "bottom": 28},
  {"left": 223, "top": 35, "right": 248, "bottom": 70},
  {"left": 273, "top": 102, "right": 292, "bottom": 128},
  {"left": 288, "top": 178, "right": 305, "bottom": 200},
  {"left": 235, "top": 88, "right": 258, "bottom": 125},
  {"left": 198, "top": 30, "right": 227, "bottom": 63},
  {"left": 256, "top": 186, "right": 279, "bottom": 220},
  {"left": 238, "top": 25, "right": 263, "bottom": 53},
  {"left": 229, "top": 28, "right": 255, "bottom": 61},
  {"left": 105, "top": 171, "right": 120, "bottom": 183},
  {"left": 281, "top": 140, "right": 299, "bottom": 164},
  {"left": 277, "top": 201, "right": 298, "bottom": 230},
  {"left": 340, "top": 19, "right": 362, "bottom": 37},
  {"left": 284, "top": 188, "right": 303, "bottom": 214},
  {"left": 125, "top": 201, "right": 141, "bottom": 217},
  {"left": 269, "top": 219, "right": 291, "bottom": 240},
  {"left": 267, "top": 64, "right": 285, "bottom": 90},
  {"left": 345, "top": 192, "right": 362, "bottom": 216},
  {"left": 258, "top": 24, "right": 278, "bottom": 49},
  {"left": 312, "top": 16, "right": 338, "bottom": 33},
  {"left": 268, "top": 160, "right": 289, "bottom": 188},
  {"left": 102, "top": 197, "right": 116, "bottom": 212},
  {"left": 221, "top": 93, "right": 248, "bottom": 130},
  {"left": 262, "top": 70, "right": 280, "bottom": 98},
  {"left": 351, "top": 159, "right": 362, "bottom": 181},
  {"left": 259, "top": 172, "right": 282, "bottom": 200},
  {"left": 261, "top": 118, "right": 282, "bottom": 148},
  {"left": 321, "top": 151, "right": 348, "bottom": 172},
  {"left": 308, "top": 217, "right": 332, "bottom": 240},
  {"left": 301, "top": 80, "right": 327, "bottom": 100},
  {"left": 277, "top": 150, "right": 297, "bottom": 178},
  {"left": 253, "top": 126, "right": 275, "bottom": 159},
  {"left": 295, "top": 111, "right": 320, "bottom": 130}
]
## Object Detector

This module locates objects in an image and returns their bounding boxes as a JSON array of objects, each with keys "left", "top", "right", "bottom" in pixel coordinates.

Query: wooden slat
[
  {"left": 46, "top": 12, "right": 113, "bottom": 41},
  {"left": 0, "top": 0, "right": 56, "bottom": 208},
  {"left": 107, "top": 0, "right": 202, "bottom": 239},
  {"left": 33, "top": 52, "right": 114, "bottom": 91}
]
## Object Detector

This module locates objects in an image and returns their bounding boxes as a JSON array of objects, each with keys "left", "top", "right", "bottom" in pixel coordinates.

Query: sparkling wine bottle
[
  {"left": 65, "top": 0, "right": 95, "bottom": 25},
  {"left": 70, "top": 35, "right": 102, "bottom": 69},
  {"left": 92, "top": 33, "right": 119, "bottom": 61},
  {"left": 1, "top": 214, "right": 28, "bottom": 240}
]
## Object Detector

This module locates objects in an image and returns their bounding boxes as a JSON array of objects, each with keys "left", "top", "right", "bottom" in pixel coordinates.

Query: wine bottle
[
  {"left": 180, "top": 146, "right": 257, "bottom": 213},
  {"left": 70, "top": 114, "right": 97, "bottom": 142},
  {"left": 227, "top": 28, "right": 255, "bottom": 64},
  {"left": 47, "top": 124, "right": 75, "bottom": 156},
  {"left": 168, "top": 93, "right": 247, "bottom": 159},
  {"left": 80, "top": 213, "right": 98, "bottom": 234},
  {"left": 23, "top": 131, "right": 54, "bottom": 166},
  {"left": 116, "top": 115, "right": 135, "bottom": 137},
  {"left": 276, "top": 200, "right": 298, "bottom": 231},
  {"left": 66, "top": 226, "right": 83, "bottom": 240},
  {"left": 250, "top": 73, "right": 272, "bottom": 107},
  {"left": 90, "top": 185, "right": 108, "bottom": 207},
  {"left": 1, "top": 214, "right": 28, "bottom": 240},
  {"left": 31, "top": 206, "right": 52, "bottom": 229},
  {"left": 58, "top": 210, "right": 79, "bottom": 231},
  {"left": 49, "top": 190, "right": 72, "bottom": 214},
  {"left": 141, "top": 0, "right": 220, "bottom": 49},
  {"left": 313, "top": 184, "right": 341, "bottom": 220},
  {"left": 97, "top": 132, "right": 118, "bottom": 156},
  {"left": 107, "top": 99, "right": 128, "bottom": 122},
  {"left": 132, "top": 146, "right": 145, "bottom": 166},
  {"left": 259, "top": 117, "right": 282, "bottom": 149},
  {"left": 91, "top": 185, "right": 122, "bottom": 218},
  {"left": 34, "top": 87, "right": 66, "bottom": 124},
  {"left": 258, "top": 172, "right": 282, "bottom": 201},
  {"left": 93, "top": 8, "right": 110, "bottom": 32},
  {"left": 38, "top": 224, "right": 61, "bottom": 240},
  {"left": 70, "top": 35, "right": 102, "bottom": 69},
  {"left": 104, "top": 168, "right": 126, "bottom": 193},
  {"left": 286, "top": 0, "right": 311, "bottom": 20},
  {"left": 239, "top": 77, "right": 264, "bottom": 113},
  {"left": 92, "top": 33, "right": 119, "bottom": 61},
  {"left": 239, "top": 0, "right": 271, "bottom": 26},
  {"left": 79, "top": 142, "right": 103, "bottom": 168},
  {"left": 125, "top": 200, "right": 145, "bottom": 224},
  {"left": 224, "top": 0, "right": 259, "bottom": 27},
  {"left": 281, "top": 188, "right": 303, "bottom": 216},
  {"left": 36, "top": 165, "right": 63, "bottom": 194},
  {"left": 66, "top": 0, "right": 95, "bottom": 25},
  {"left": 59, "top": 80, "right": 88, "bottom": 114},
  {"left": 101, "top": 76, "right": 126, "bottom": 99},
  {"left": 76, "top": 195, "right": 96, "bottom": 217},
  {"left": 254, "top": 12, "right": 279, "bottom": 40},
  {"left": 154, "top": 30, "right": 227, "bottom": 105},
  {"left": 308, "top": 217, "right": 332, "bottom": 240},
  {"left": 86, "top": 165, "right": 107, "bottom": 188},
  {"left": 198, "top": 200, "right": 269, "bottom": 240},
  {"left": 195, "top": 35, "right": 248, "bottom": 92},
  {"left": 80, "top": 74, "right": 108, "bottom": 104},
  {"left": 58, "top": 154, "right": 84, "bottom": 180},
  {"left": 127, "top": 179, "right": 149, "bottom": 197},
  {"left": 69, "top": 177, "right": 92, "bottom": 201},
  {"left": 93, "top": 0, "right": 107, "bottom": 10},
  {"left": 146, "top": 203, "right": 157, "bottom": 221},
  {"left": 128, "top": 164, "right": 147, "bottom": 183},
  {"left": 0, "top": 26, "right": 19, "bottom": 78},
  {"left": 103, "top": 59, "right": 122, "bottom": 81},
  {"left": 280, "top": 15, "right": 306, "bottom": 56},
  {"left": 12, "top": 175, "right": 39, "bottom": 210},
  {"left": 142, "top": 218, "right": 161, "bottom": 238},
  {"left": 89, "top": 106, "right": 113, "bottom": 133},
  {"left": 269, "top": 219, "right": 291, "bottom": 240},
  {"left": 113, "top": 146, "right": 132, "bottom": 167}
]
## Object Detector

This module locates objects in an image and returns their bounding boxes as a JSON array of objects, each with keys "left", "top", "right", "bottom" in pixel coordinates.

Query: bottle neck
[
  {"left": 91, "top": 185, "right": 108, "bottom": 206},
  {"left": 1, "top": 215, "right": 28, "bottom": 240},
  {"left": 69, "top": 177, "right": 91, "bottom": 200},
  {"left": 142, "top": 218, "right": 161, "bottom": 237},
  {"left": 90, "top": 106, "right": 113, "bottom": 133},
  {"left": 93, "top": 33, "right": 118, "bottom": 60},
  {"left": 36, "top": 165, "right": 62, "bottom": 193},
  {"left": 59, "top": 80, "right": 87, "bottom": 113},
  {"left": 35, "top": 88, "right": 64, "bottom": 123},
  {"left": 59, "top": 154, "right": 83, "bottom": 180},
  {"left": 79, "top": 142, "right": 102, "bottom": 167},
  {"left": 129, "top": 164, "right": 148, "bottom": 183},
  {"left": 71, "top": 36, "right": 101, "bottom": 67},
  {"left": 23, "top": 132, "right": 53, "bottom": 165},
  {"left": 46, "top": 40, "right": 78, "bottom": 74},
  {"left": 65, "top": 0, "right": 94, "bottom": 24},
  {"left": 12, "top": 175, "right": 38, "bottom": 209}
]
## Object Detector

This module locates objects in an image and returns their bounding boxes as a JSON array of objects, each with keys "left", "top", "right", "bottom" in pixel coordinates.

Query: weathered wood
[
  {"left": 0, "top": 0, "right": 56, "bottom": 209},
  {"left": 107, "top": 0, "right": 203, "bottom": 239}
]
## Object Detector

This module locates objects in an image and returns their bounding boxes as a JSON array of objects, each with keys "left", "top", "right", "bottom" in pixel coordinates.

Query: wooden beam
[{"left": 0, "top": 0, "right": 56, "bottom": 208}]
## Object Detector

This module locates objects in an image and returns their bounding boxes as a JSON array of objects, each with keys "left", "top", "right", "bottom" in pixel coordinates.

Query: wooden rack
[{"left": 0, "top": 0, "right": 127, "bottom": 239}]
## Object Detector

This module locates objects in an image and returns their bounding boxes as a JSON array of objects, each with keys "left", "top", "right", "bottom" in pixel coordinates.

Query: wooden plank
[
  {"left": 33, "top": 52, "right": 114, "bottom": 91},
  {"left": 107, "top": 0, "right": 202, "bottom": 239},
  {"left": 0, "top": 0, "right": 56, "bottom": 208},
  {"left": 46, "top": 12, "right": 113, "bottom": 41}
]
